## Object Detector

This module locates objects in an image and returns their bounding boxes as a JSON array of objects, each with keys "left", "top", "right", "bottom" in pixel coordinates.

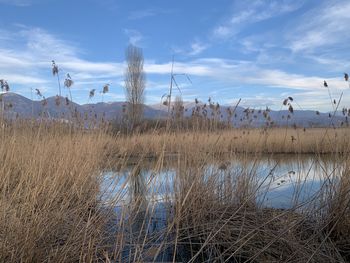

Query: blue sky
[{"left": 0, "top": 0, "right": 349, "bottom": 110}]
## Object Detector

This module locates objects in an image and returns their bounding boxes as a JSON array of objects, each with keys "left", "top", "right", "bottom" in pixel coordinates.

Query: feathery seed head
[
  {"left": 102, "top": 84, "right": 109, "bottom": 94},
  {"left": 64, "top": 74, "right": 74, "bottom": 88},
  {"left": 52, "top": 60, "right": 59, "bottom": 76},
  {"left": 89, "top": 89, "right": 96, "bottom": 99}
]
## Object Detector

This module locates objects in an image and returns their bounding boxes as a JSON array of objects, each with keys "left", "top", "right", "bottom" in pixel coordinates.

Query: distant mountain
[
  {"left": 0, "top": 93, "right": 347, "bottom": 128},
  {"left": 150, "top": 100, "right": 347, "bottom": 128},
  {"left": 0, "top": 92, "right": 167, "bottom": 121}
]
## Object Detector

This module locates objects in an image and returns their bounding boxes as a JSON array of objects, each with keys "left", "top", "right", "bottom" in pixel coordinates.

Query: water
[
  {"left": 100, "top": 154, "right": 344, "bottom": 261},
  {"left": 101, "top": 154, "right": 343, "bottom": 208}
]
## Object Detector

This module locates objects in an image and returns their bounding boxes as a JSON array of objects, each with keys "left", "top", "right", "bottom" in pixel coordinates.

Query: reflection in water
[
  {"left": 108, "top": 165, "right": 172, "bottom": 262},
  {"left": 128, "top": 165, "right": 147, "bottom": 260},
  {"left": 100, "top": 154, "right": 344, "bottom": 261},
  {"left": 102, "top": 154, "right": 343, "bottom": 208}
]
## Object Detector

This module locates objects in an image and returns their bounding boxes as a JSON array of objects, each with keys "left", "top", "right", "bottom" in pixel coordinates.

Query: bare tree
[
  {"left": 172, "top": 95, "right": 184, "bottom": 123},
  {"left": 124, "top": 44, "right": 146, "bottom": 128}
]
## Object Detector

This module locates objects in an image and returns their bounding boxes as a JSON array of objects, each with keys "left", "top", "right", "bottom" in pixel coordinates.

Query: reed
[
  {"left": 107, "top": 127, "right": 350, "bottom": 158},
  {"left": 1, "top": 121, "right": 350, "bottom": 262},
  {"left": 0, "top": 123, "right": 111, "bottom": 262}
]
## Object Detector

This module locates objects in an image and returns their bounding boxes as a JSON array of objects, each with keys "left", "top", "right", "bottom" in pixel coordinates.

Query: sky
[{"left": 0, "top": 0, "right": 350, "bottom": 111}]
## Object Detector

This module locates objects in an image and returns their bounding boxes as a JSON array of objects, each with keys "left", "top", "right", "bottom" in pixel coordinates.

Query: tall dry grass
[
  {"left": 320, "top": 161, "right": 350, "bottom": 261},
  {"left": 0, "top": 123, "right": 112, "bottom": 262},
  {"left": 1, "top": 121, "right": 350, "bottom": 262},
  {"left": 102, "top": 144, "right": 350, "bottom": 262},
  {"left": 108, "top": 127, "right": 350, "bottom": 158},
  {"left": 170, "top": 154, "right": 349, "bottom": 262}
]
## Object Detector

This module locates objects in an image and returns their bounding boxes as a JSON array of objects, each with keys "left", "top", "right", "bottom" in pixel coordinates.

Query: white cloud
[
  {"left": 1, "top": 26, "right": 348, "bottom": 109},
  {"left": 1, "top": 28, "right": 344, "bottom": 93},
  {"left": 124, "top": 29, "right": 143, "bottom": 46},
  {"left": 188, "top": 41, "right": 209, "bottom": 56},
  {"left": 144, "top": 61, "right": 210, "bottom": 76},
  {"left": 171, "top": 39, "right": 209, "bottom": 58},
  {"left": 146, "top": 80, "right": 169, "bottom": 91},
  {"left": 145, "top": 58, "right": 347, "bottom": 95},
  {"left": 238, "top": 96, "right": 278, "bottom": 108},
  {"left": 60, "top": 60, "right": 124, "bottom": 76},
  {"left": 213, "top": 26, "right": 232, "bottom": 38},
  {"left": 0, "top": 50, "right": 34, "bottom": 68},
  {"left": 1, "top": 73, "right": 47, "bottom": 85},
  {"left": 0, "top": 27, "right": 126, "bottom": 100},
  {"left": 24, "top": 29, "right": 78, "bottom": 59},
  {"left": 307, "top": 56, "right": 350, "bottom": 72},
  {"left": 230, "top": 10, "right": 255, "bottom": 24},
  {"left": 289, "top": 0, "right": 350, "bottom": 52},
  {"left": 174, "top": 40, "right": 209, "bottom": 56},
  {"left": 212, "top": 0, "right": 304, "bottom": 39}
]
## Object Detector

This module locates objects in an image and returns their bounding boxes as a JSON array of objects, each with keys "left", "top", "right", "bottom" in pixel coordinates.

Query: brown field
[
  {"left": 1, "top": 123, "right": 350, "bottom": 262},
  {"left": 110, "top": 127, "right": 350, "bottom": 157}
]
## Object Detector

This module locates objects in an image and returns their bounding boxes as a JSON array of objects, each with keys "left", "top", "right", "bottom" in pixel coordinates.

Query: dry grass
[
  {"left": 1, "top": 122, "right": 350, "bottom": 262},
  {"left": 108, "top": 127, "right": 350, "bottom": 158},
  {"left": 171, "top": 155, "right": 349, "bottom": 262},
  {"left": 0, "top": 124, "right": 112, "bottom": 262},
  {"left": 102, "top": 141, "right": 350, "bottom": 262},
  {"left": 321, "top": 162, "right": 350, "bottom": 261}
]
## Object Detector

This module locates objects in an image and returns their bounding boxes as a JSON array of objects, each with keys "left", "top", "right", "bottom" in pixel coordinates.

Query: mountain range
[{"left": 0, "top": 92, "right": 347, "bottom": 128}]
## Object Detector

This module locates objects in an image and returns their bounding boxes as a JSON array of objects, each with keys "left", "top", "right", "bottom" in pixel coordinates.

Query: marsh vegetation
[
  {"left": 1, "top": 59, "right": 350, "bottom": 262},
  {"left": 1, "top": 121, "right": 350, "bottom": 262}
]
